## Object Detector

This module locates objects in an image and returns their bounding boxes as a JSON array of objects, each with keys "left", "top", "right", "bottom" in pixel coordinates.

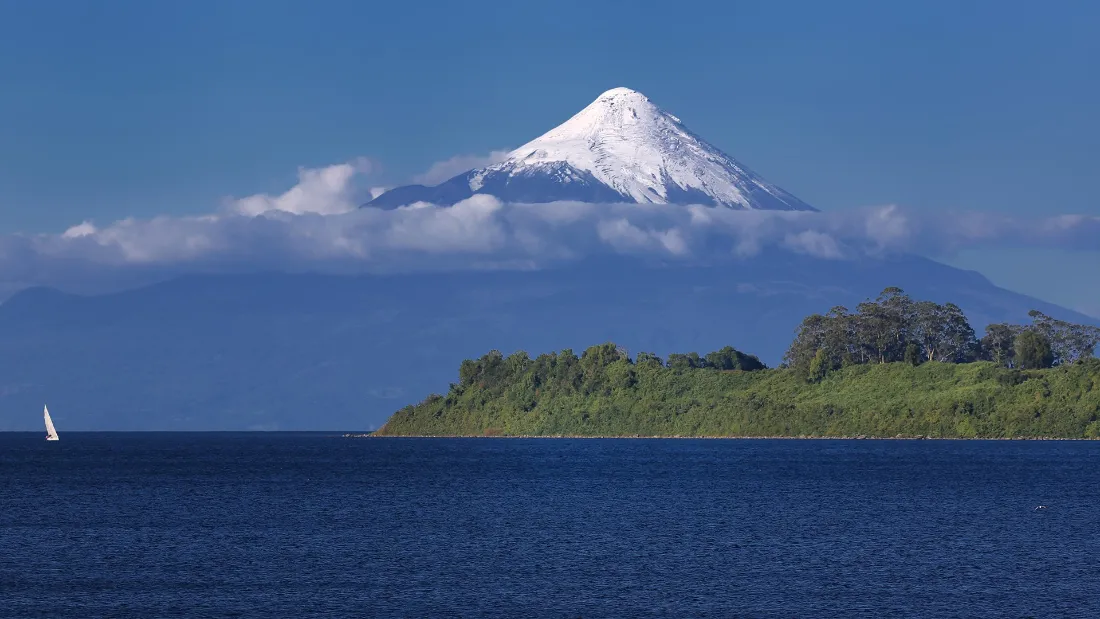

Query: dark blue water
[{"left": 1, "top": 435, "right": 1098, "bottom": 617}]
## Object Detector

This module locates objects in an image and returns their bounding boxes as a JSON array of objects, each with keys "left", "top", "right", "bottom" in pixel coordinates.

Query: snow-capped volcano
[{"left": 368, "top": 87, "right": 816, "bottom": 211}]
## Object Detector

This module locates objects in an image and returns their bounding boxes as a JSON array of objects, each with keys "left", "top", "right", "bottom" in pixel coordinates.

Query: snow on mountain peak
[
  {"left": 596, "top": 86, "right": 644, "bottom": 98},
  {"left": 367, "top": 87, "right": 815, "bottom": 211},
  {"left": 487, "top": 87, "right": 814, "bottom": 210}
]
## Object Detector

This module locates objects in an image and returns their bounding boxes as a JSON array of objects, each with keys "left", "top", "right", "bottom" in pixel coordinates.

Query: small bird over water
[{"left": 1034, "top": 505, "right": 1048, "bottom": 511}]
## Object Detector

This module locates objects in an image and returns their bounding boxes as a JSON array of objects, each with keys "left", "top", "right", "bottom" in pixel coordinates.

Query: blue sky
[{"left": 0, "top": 0, "right": 1097, "bottom": 314}]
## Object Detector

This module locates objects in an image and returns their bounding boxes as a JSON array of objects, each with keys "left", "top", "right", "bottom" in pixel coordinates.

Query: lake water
[{"left": 1, "top": 434, "right": 1098, "bottom": 618}]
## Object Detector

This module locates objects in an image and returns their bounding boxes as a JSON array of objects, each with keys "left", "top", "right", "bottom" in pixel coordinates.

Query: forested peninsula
[{"left": 375, "top": 288, "right": 1100, "bottom": 439}]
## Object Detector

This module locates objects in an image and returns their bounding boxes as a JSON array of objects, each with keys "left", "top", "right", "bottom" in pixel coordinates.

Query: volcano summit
[{"left": 368, "top": 87, "right": 816, "bottom": 211}]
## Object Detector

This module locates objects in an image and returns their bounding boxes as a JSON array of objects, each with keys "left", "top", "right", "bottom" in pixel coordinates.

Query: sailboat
[{"left": 44, "top": 405, "right": 59, "bottom": 441}]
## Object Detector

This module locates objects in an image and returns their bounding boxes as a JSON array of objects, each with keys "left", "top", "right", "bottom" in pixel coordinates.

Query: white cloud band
[{"left": 2, "top": 160, "right": 1099, "bottom": 296}]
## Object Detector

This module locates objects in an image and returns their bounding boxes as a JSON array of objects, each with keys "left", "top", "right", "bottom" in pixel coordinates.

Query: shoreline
[{"left": 348, "top": 433, "right": 1095, "bottom": 441}]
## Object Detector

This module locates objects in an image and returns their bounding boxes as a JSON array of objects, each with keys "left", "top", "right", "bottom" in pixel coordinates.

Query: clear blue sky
[{"left": 1, "top": 0, "right": 1097, "bottom": 313}]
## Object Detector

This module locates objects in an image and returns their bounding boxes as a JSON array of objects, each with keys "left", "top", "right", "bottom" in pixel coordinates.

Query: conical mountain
[{"left": 368, "top": 87, "right": 815, "bottom": 211}]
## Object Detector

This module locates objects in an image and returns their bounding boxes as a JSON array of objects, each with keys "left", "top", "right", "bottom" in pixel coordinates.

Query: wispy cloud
[
  {"left": 2, "top": 160, "right": 1099, "bottom": 297},
  {"left": 410, "top": 150, "right": 510, "bottom": 186},
  {"left": 227, "top": 158, "right": 373, "bottom": 216}
]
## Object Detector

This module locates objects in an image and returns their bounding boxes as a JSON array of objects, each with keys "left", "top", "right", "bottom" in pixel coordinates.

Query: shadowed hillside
[{"left": 0, "top": 253, "right": 1094, "bottom": 430}]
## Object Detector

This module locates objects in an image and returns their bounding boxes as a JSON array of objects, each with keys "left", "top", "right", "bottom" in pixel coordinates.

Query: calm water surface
[{"left": 1, "top": 434, "right": 1098, "bottom": 618}]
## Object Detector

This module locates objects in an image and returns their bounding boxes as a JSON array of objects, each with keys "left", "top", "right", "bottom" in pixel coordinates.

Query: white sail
[{"left": 44, "top": 405, "right": 59, "bottom": 441}]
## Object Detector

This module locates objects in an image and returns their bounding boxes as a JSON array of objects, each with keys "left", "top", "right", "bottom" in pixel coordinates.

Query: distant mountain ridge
[
  {"left": 368, "top": 88, "right": 816, "bottom": 210},
  {"left": 1, "top": 254, "right": 1095, "bottom": 431}
]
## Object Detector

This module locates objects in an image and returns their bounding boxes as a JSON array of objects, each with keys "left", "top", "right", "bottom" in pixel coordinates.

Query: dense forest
[
  {"left": 783, "top": 287, "right": 1100, "bottom": 380},
  {"left": 376, "top": 288, "right": 1100, "bottom": 438}
]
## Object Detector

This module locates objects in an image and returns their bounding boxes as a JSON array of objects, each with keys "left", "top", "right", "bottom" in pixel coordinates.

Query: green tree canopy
[
  {"left": 704, "top": 346, "right": 767, "bottom": 371},
  {"left": 1014, "top": 330, "right": 1054, "bottom": 370}
]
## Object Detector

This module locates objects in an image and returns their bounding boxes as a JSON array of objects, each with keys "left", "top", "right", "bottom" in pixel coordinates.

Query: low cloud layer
[{"left": 2, "top": 159, "right": 1099, "bottom": 296}]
